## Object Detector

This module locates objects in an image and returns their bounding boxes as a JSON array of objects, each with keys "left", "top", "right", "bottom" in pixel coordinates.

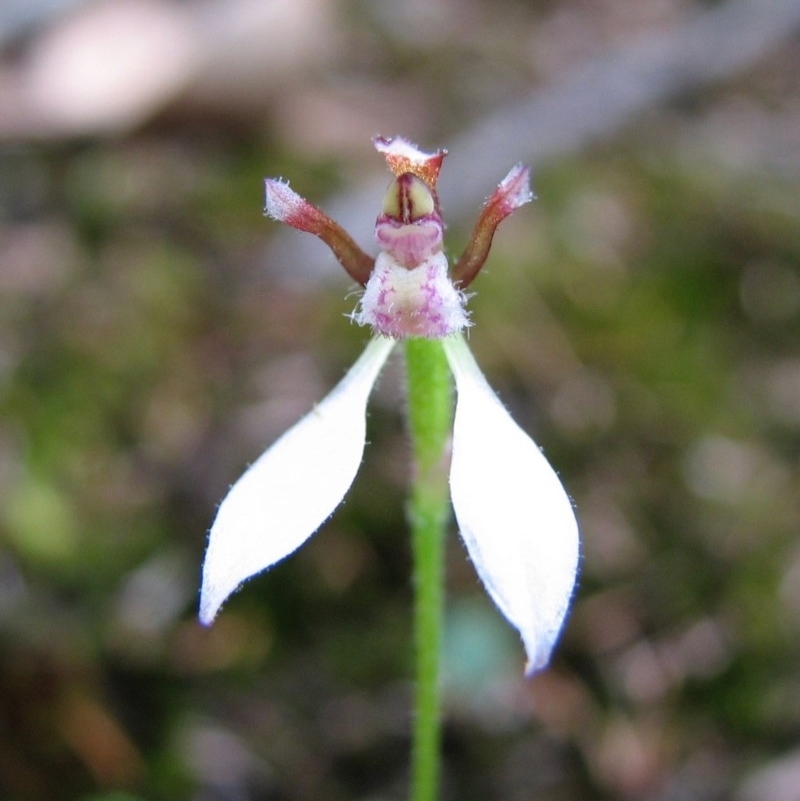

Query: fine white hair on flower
[
  {"left": 442, "top": 335, "right": 579, "bottom": 674},
  {"left": 199, "top": 336, "right": 396, "bottom": 625}
]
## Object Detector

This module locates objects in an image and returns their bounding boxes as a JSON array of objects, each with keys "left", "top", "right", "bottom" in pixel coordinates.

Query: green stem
[{"left": 404, "top": 337, "right": 453, "bottom": 801}]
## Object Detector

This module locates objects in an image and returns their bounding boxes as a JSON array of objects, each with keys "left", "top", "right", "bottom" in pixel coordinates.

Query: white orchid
[{"left": 200, "top": 137, "right": 579, "bottom": 674}]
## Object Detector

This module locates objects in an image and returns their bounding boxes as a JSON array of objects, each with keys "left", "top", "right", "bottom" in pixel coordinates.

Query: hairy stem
[{"left": 404, "top": 337, "right": 453, "bottom": 801}]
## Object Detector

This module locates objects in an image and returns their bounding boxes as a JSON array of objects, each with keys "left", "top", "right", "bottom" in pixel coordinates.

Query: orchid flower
[{"left": 200, "top": 136, "right": 579, "bottom": 675}]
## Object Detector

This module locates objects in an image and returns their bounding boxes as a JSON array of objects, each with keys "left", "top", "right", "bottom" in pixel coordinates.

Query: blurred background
[{"left": 1, "top": 0, "right": 799, "bottom": 799}]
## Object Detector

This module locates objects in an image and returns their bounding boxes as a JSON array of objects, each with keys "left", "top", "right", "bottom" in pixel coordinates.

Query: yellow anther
[{"left": 382, "top": 174, "right": 435, "bottom": 223}]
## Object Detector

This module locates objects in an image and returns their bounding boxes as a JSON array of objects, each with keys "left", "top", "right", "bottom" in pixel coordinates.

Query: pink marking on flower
[
  {"left": 374, "top": 219, "right": 443, "bottom": 268},
  {"left": 354, "top": 252, "right": 469, "bottom": 339}
]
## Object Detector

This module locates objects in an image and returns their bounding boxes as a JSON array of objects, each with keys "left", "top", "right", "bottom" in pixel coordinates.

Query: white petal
[
  {"left": 200, "top": 337, "right": 395, "bottom": 624},
  {"left": 443, "top": 336, "right": 579, "bottom": 674}
]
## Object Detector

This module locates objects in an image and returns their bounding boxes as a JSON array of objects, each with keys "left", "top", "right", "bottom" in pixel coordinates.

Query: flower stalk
[{"left": 405, "top": 337, "right": 453, "bottom": 801}]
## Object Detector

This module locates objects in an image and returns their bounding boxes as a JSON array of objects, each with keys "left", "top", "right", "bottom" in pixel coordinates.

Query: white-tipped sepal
[
  {"left": 200, "top": 337, "right": 396, "bottom": 624},
  {"left": 443, "top": 335, "right": 579, "bottom": 674}
]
